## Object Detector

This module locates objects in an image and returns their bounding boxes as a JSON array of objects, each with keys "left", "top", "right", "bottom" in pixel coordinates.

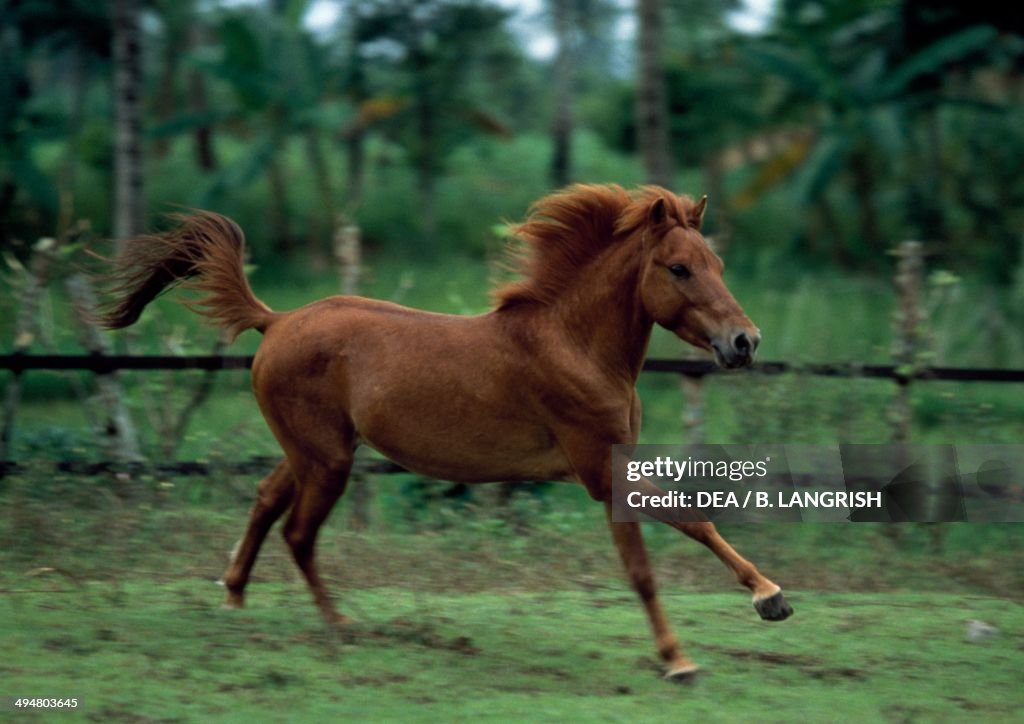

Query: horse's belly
[
  {"left": 367, "top": 443, "right": 572, "bottom": 483},
  {"left": 356, "top": 409, "right": 572, "bottom": 483}
]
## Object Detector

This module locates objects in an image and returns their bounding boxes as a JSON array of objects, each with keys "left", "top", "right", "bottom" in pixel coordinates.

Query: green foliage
[{"left": 2, "top": 0, "right": 1023, "bottom": 281}]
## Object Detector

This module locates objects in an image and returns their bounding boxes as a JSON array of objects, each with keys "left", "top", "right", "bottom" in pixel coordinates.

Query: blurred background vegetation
[
  {"left": 1, "top": 0, "right": 1022, "bottom": 461},
  {"left": 2, "top": 0, "right": 1023, "bottom": 272}
]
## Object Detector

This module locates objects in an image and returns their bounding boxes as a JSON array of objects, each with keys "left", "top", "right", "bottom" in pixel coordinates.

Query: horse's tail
[{"left": 98, "top": 211, "right": 277, "bottom": 341}]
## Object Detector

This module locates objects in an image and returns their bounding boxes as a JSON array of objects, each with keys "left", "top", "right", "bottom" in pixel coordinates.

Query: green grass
[
  {"left": 2, "top": 580, "right": 1021, "bottom": 722},
  {"left": 2, "top": 467, "right": 1022, "bottom": 721}
]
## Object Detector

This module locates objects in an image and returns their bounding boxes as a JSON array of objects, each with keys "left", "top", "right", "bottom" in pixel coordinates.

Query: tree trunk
[
  {"left": 189, "top": 22, "right": 218, "bottom": 171},
  {"left": 635, "top": 0, "right": 673, "bottom": 187},
  {"left": 0, "top": 178, "right": 14, "bottom": 247},
  {"left": 58, "top": 47, "right": 88, "bottom": 236},
  {"left": 849, "top": 144, "right": 881, "bottom": 257},
  {"left": 701, "top": 153, "right": 731, "bottom": 247},
  {"left": 66, "top": 274, "right": 144, "bottom": 462},
  {"left": 267, "top": 156, "right": 292, "bottom": 253},
  {"left": 153, "top": 15, "right": 183, "bottom": 158},
  {"left": 112, "top": 0, "right": 145, "bottom": 247},
  {"left": 1, "top": 239, "right": 61, "bottom": 461},
  {"left": 346, "top": 131, "right": 365, "bottom": 207},
  {"left": 414, "top": 75, "right": 437, "bottom": 243},
  {"left": 549, "top": 0, "right": 573, "bottom": 188},
  {"left": 305, "top": 130, "right": 335, "bottom": 258},
  {"left": 810, "top": 196, "right": 847, "bottom": 265},
  {"left": 922, "top": 109, "right": 946, "bottom": 245},
  {"left": 345, "top": 17, "right": 366, "bottom": 207}
]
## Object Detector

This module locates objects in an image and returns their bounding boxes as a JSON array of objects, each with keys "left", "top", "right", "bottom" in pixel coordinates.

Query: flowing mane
[{"left": 494, "top": 184, "right": 703, "bottom": 309}]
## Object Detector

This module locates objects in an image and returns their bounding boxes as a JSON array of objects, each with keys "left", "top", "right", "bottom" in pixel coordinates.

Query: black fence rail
[
  {"left": 3, "top": 352, "right": 1023, "bottom": 478},
  {"left": 0, "top": 457, "right": 407, "bottom": 478},
  {"left": 3, "top": 353, "right": 1024, "bottom": 383}
]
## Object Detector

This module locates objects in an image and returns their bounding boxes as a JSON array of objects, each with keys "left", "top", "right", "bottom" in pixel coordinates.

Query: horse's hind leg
[
  {"left": 282, "top": 456, "right": 353, "bottom": 624},
  {"left": 222, "top": 459, "right": 295, "bottom": 609},
  {"left": 604, "top": 503, "right": 699, "bottom": 681}
]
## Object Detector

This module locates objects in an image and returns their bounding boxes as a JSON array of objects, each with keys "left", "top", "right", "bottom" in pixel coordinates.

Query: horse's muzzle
[{"left": 711, "top": 330, "right": 760, "bottom": 369}]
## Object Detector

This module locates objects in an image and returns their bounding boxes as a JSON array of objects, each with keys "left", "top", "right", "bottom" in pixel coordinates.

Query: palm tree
[
  {"left": 740, "top": 2, "right": 1003, "bottom": 263},
  {"left": 549, "top": 0, "right": 573, "bottom": 187},
  {"left": 635, "top": 0, "right": 672, "bottom": 187},
  {"left": 353, "top": 0, "right": 514, "bottom": 244},
  {"left": 195, "top": 4, "right": 346, "bottom": 255},
  {"left": 112, "top": 0, "right": 144, "bottom": 246}
]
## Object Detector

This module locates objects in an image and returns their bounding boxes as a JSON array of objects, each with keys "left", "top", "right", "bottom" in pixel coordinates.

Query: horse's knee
[{"left": 281, "top": 518, "right": 313, "bottom": 556}]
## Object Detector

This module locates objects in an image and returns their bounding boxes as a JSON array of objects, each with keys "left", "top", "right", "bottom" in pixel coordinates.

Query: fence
[
  {"left": 3, "top": 352, "right": 1024, "bottom": 381},
  {"left": 2, "top": 351, "right": 1023, "bottom": 474},
  {"left": 3, "top": 239, "right": 1023, "bottom": 476}
]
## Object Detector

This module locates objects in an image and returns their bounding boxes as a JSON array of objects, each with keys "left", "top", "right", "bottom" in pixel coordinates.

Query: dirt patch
[
  {"left": 802, "top": 665, "right": 869, "bottom": 681},
  {"left": 703, "top": 644, "right": 869, "bottom": 680},
  {"left": 703, "top": 644, "right": 820, "bottom": 667},
  {"left": 522, "top": 664, "right": 572, "bottom": 681},
  {"left": 43, "top": 634, "right": 97, "bottom": 655},
  {"left": 340, "top": 618, "right": 482, "bottom": 656}
]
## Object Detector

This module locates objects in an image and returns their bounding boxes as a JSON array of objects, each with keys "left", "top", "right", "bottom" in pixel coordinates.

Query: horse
[{"left": 99, "top": 184, "right": 792, "bottom": 681}]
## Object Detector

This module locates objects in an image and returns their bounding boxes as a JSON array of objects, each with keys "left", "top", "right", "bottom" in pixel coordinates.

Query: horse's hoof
[
  {"left": 753, "top": 591, "right": 793, "bottom": 621},
  {"left": 663, "top": 662, "right": 700, "bottom": 683}
]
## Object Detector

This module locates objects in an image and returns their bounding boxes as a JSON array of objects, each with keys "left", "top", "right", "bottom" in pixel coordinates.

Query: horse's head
[{"left": 637, "top": 194, "right": 760, "bottom": 368}]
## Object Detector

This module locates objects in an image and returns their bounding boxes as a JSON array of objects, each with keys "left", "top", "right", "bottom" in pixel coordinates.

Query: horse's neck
[{"left": 550, "top": 241, "right": 653, "bottom": 381}]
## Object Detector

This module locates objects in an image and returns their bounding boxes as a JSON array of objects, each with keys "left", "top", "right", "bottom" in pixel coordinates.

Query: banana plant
[
  {"left": 151, "top": 2, "right": 353, "bottom": 256},
  {"left": 739, "top": 2, "right": 1003, "bottom": 262}
]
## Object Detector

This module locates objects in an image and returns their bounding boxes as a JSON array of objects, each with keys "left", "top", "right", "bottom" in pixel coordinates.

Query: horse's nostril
[{"left": 734, "top": 332, "right": 751, "bottom": 356}]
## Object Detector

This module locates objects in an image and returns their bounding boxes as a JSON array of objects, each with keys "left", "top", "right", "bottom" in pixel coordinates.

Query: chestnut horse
[{"left": 100, "top": 184, "right": 792, "bottom": 680}]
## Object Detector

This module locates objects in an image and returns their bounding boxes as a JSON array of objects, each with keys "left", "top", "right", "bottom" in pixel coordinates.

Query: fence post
[
  {"left": 66, "top": 273, "right": 143, "bottom": 462},
  {"left": 891, "top": 240, "right": 925, "bottom": 448},
  {"left": 334, "top": 217, "right": 372, "bottom": 529},
  {"left": 891, "top": 241, "right": 948, "bottom": 549},
  {"left": 336, "top": 218, "right": 362, "bottom": 297},
  {"left": 1, "top": 239, "right": 61, "bottom": 462},
  {"left": 681, "top": 353, "right": 705, "bottom": 445}
]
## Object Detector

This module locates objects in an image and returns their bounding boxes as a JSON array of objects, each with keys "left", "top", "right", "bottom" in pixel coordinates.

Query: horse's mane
[{"left": 493, "top": 184, "right": 700, "bottom": 309}]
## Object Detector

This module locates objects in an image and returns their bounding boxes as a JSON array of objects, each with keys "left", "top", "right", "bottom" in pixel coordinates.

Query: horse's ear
[
  {"left": 648, "top": 197, "right": 668, "bottom": 227},
  {"left": 691, "top": 195, "right": 708, "bottom": 230}
]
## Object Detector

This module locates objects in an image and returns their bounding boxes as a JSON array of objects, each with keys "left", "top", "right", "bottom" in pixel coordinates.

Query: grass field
[
  {"left": 2, "top": 473, "right": 1023, "bottom": 722},
  {"left": 3, "top": 572, "right": 1023, "bottom": 721}
]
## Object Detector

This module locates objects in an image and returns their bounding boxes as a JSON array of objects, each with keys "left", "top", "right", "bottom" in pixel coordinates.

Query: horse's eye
[{"left": 669, "top": 264, "right": 691, "bottom": 279}]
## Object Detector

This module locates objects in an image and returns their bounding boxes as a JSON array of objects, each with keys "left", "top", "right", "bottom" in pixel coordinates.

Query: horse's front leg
[
  {"left": 670, "top": 521, "right": 793, "bottom": 621},
  {"left": 566, "top": 431, "right": 793, "bottom": 680},
  {"left": 614, "top": 467, "right": 794, "bottom": 621}
]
